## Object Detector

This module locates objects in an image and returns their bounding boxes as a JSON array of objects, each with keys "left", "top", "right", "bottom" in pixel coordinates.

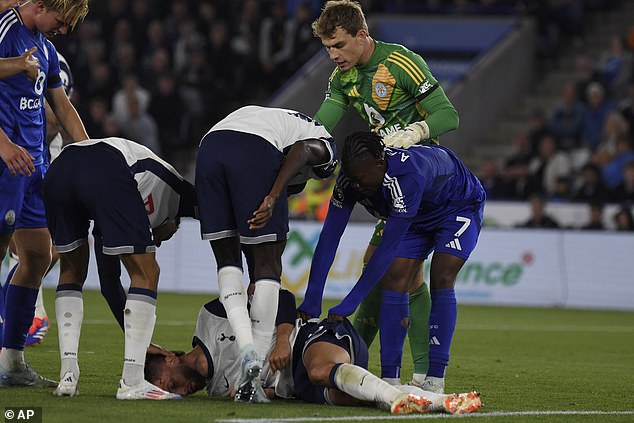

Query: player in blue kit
[
  {"left": 298, "top": 132, "right": 486, "bottom": 392},
  {"left": 42, "top": 137, "right": 196, "bottom": 400},
  {"left": 0, "top": 0, "right": 88, "bottom": 388},
  {"left": 195, "top": 105, "right": 338, "bottom": 403}
]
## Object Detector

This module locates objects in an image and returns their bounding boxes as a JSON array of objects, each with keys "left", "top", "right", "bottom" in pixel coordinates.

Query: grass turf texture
[{"left": 1, "top": 288, "right": 633, "bottom": 422}]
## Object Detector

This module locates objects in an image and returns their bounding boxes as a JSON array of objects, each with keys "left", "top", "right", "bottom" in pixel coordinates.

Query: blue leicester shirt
[
  {"left": 0, "top": 8, "right": 62, "bottom": 165},
  {"left": 332, "top": 144, "right": 485, "bottom": 229}
]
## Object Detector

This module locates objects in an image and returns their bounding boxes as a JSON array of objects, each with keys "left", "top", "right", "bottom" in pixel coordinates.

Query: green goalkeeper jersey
[{"left": 314, "top": 40, "right": 458, "bottom": 143}]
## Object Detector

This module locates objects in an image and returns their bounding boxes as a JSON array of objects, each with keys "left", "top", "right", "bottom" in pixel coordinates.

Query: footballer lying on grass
[{"left": 144, "top": 290, "right": 481, "bottom": 414}]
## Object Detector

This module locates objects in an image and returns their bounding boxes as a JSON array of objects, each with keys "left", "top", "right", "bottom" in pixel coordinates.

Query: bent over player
[
  {"left": 311, "top": 0, "right": 459, "bottom": 389},
  {"left": 195, "top": 105, "right": 337, "bottom": 402},
  {"left": 43, "top": 137, "right": 196, "bottom": 400},
  {"left": 299, "top": 132, "right": 485, "bottom": 394}
]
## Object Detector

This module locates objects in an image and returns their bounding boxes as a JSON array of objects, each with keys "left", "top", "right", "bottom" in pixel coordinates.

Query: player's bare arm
[
  {"left": 45, "top": 85, "right": 88, "bottom": 141},
  {"left": 248, "top": 139, "right": 332, "bottom": 230}
]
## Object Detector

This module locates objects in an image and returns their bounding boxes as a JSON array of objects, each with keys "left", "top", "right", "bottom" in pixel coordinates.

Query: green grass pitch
[{"left": 1, "top": 288, "right": 633, "bottom": 422}]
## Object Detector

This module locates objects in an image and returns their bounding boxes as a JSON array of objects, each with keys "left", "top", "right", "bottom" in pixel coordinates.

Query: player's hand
[
  {"left": 0, "top": 138, "right": 35, "bottom": 176},
  {"left": 21, "top": 47, "right": 39, "bottom": 81},
  {"left": 248, "top": 194, "right": 278, "bottom": 230},
  {"left": 382, "top": 121, "right": 430, "bottom": 148},
  {"left": 268, "top": 337, "right": 291, "bottom": 372}
]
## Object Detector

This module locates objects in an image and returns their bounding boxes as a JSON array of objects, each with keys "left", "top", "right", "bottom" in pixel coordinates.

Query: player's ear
[{"left": 164, "top": 355, "right": 179, "bottom": 366}]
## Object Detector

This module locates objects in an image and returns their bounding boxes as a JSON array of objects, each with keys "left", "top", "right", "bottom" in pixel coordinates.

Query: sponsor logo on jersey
[
  {"left": 374, "top": 82, "right": 388, "bottom": 98},
  {"left": 19, "top": 97, "right": 42, "bottom": 110},
  {"left": 417, "top": 80, "right": 433, "bottom": 96},
  {"left": 4, "top": 210, "right": 15, "bottom": 226}
]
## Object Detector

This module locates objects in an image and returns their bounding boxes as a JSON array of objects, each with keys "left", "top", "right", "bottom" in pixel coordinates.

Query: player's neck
[
  {"left": 186, "top": 346, "right": 209, "bottom": 377},
  {"left": 358, "top": 37, "right": 375, "bottom": 66}
]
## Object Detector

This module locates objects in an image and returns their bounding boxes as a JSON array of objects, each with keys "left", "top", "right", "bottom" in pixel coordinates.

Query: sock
[
  {"left": 250, "top": 279, "right": 280, "bottom": 361},
  {"left": 408, "top": 282, "right": 431, "bottom": 377},
  {"left": 2, "top": 285, "right": 37, "bottom": 351},
  {"left": 218, "top": 266, "right": 252, "bottom": 351},
  {"left": 95, "top": 238, "right": 126, "bottom": 330},
  {"left": 34, "top": 285, "right": 47, "bottom": 319},
  {"left": 122, "top": 288, "right": 157, "bottom": 386},
  {"left": 352, "top": 282, "right": 381, "bottom": 347},
  {"left": 379, "top": 290, "right": 409, "bottom": 379},
  {"left": 56, "top": 285, "right": 83, "bottom": 379},
  {"left": 331, "top": 363, "right": 403, "bottom": 406},
  {"left": 427, "top": 289, "right": 457, "bottom": 378}
]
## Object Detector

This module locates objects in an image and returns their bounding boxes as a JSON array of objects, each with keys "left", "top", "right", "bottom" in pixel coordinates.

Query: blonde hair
[
  {"left": 37, "top": 0, "right": 88, "bottom": 29},
  {"left": 312, "top": 0, "right": 367, "bottom": 39}
]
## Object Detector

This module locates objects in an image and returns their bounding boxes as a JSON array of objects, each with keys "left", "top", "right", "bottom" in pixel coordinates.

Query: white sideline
[{"left": 216, "top": 410, "right": 634, "bottom": 422}]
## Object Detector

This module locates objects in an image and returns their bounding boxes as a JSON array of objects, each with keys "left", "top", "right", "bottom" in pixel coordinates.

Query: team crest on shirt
[
  {"left": 4, "top": 210, "right": 15, "bottom": 226},
  {"left": 374, "top": 82, "right": 388, "bottom": 98}
]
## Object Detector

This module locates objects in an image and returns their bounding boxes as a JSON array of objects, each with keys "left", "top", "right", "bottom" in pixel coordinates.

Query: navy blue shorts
[
  {"left": 292, "top": 319, "right": 369, "bottom": 404},
  {"left": 43, "top": 143, "right": 155, "bottom": 255},
  {"left": 196, "top": 130, "right": 288, "bottom": 244},
  {"left": 0, "top": 161, "right": 48, "bottom": 232}
]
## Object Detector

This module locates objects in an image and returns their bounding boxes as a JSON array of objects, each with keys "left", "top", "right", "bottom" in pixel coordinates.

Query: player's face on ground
[
  {"left": 153, "top": 357, "right": 206, "bottom": 396},
  {"left": 321, "top": 27, "right": 367, "bottom": 71},
  {"left": 346, "top": 157, "right": 385, "bottom": 196}
]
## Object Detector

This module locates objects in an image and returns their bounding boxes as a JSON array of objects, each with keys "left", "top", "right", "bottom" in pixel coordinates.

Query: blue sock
[
  {"left": 2, "top": 285, "right": 38, "bottom": 350},
  {"left": 427, "top": 288, "right": 457, "bottom": 378},
  {"left": 379, "top": 290, "right": 409, "bottom": 379}
]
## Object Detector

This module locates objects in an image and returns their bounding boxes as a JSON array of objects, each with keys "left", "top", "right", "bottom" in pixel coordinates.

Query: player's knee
[
  {"left": 430, "top": 270, "right": 456, "bottom": 290},
  {"left": 19, "top": 249, "right": 52, "bottom": 277},
  {"left": 306, "top": 363, "right": 332, "bottom": 387}
]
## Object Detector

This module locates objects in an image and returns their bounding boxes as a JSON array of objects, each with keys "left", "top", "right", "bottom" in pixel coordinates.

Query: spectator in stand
[
  {"left": 148, "top": 73, "right": 186, "bottom": 164},
  {"left": 502, "top": 133, "right": 533, "bottom": 199},
  {"left": 602, "top": 135, "right": 634, "bottom": 190},
  {"left": 259, "top": 0, "right": 295, "bottom": 92},
  {"left": 121, "top": 93, "right": 161, "bottom": 156},
  {"left": 618, "top": 82, "right": 634, "bottom": 139},
  {"left": 85, "top": 62, "right": 115, "bottom": 102},
  {"left": 102, "top": 113, "right": 125, "bottom": 139},
  {"left": 517, "top": 193, "right": 560, "bottom": 229},
  {"left": 290, "top": 2, "right": 322, "bottom": 72},
  {"left": 571, "top": 163, "right": 607, "bottom": 203},
  {"left": 527, "top": 108, "right": 553, "bottom": 156},
  {"left": 206, "top": 21, "right": 238, "bottom": 123},
  {"left": 130, "top": 0, "right": 153, "bottom": 53},
  {"left": 573, "top": 54, "right": 605, "bottom": 104},
  {"left": 581, "top": 82, "right": 615, "bottom": 152},
  {"left": 83, "top": 97, "right": 109, "bottom": 139},
  {"left": 112, "top": 73, "right": 150, "bottom": 125},
  {"left": 526, "top": 134, "right": 572, "bottom": 198},
  {"left": 478, "top": 158, "right": 509, "bottom": 199},
  {"left": 597, "top": 35, "right": 633, "bottom": 102},
  {"left": 549, "top": 81, "right": 587, "bottom": 168},
  {"left": 173, "top": 19, "right": 205, "bottom": 75},
  {"left": 230, "top": 0, "right": 262, "bottom": 98},
  {"left": 612, "top": 204, "right": 634, "bottom": 231},
  {"left": 580, "top": 201, "right": 606, "bottom": 231},
  {"left": 593, "top": 111, "right": 630, "bottom": 165},
  {"left": 610, "top": 160, "right": 634, "bottom": 203},
  {"left": 551, "top": 176, "right": 571, "bottom": 202}
]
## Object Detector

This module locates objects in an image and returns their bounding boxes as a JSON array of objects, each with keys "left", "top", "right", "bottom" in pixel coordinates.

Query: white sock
[
  {"left": 0, "top": 348, "right": 25, "bottom": 371},
  {"left": 382, "top": 377, "right": 401, "bottom": 386},
  {"left": 35, "top": 285, "right": 47, "bottom": 319},
  {"left": 333, "top": 363, "right": 403, "bottom": 406},
  {"left": 411, "top": 372, "right": 427, "bottom": 385},
  {"left": 122, "top": 297, "right": 156, "bottom": 386},
  {"left": 395, "top": 384, "right": 447, "bottom": 411},
  {"left": 55, "top": 291, "right": 83, "bottom": 379},
  {"left": 250, "top": 279, "right": 280, "bottom": 360},
  {"left": 218, "top": 266, "right": 252, "bottom": 351}
]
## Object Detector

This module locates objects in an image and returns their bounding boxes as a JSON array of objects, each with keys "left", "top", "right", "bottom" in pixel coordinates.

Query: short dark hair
[{"left": 341, "top": 131, "right": 384, "bottom": 174}]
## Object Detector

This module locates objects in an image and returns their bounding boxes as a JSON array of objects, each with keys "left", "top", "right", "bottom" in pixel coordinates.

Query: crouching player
[
  {"left": 144, "top": 291, "right": 481, "bottom": 414},
  {"left": 43, "top": 137, "right": 196, "bottom": 400}
]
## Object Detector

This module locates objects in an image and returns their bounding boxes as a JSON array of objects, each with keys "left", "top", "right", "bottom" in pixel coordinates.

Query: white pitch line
[{"left": 216, "top": 410, "right": 634, "bottom": 423}]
